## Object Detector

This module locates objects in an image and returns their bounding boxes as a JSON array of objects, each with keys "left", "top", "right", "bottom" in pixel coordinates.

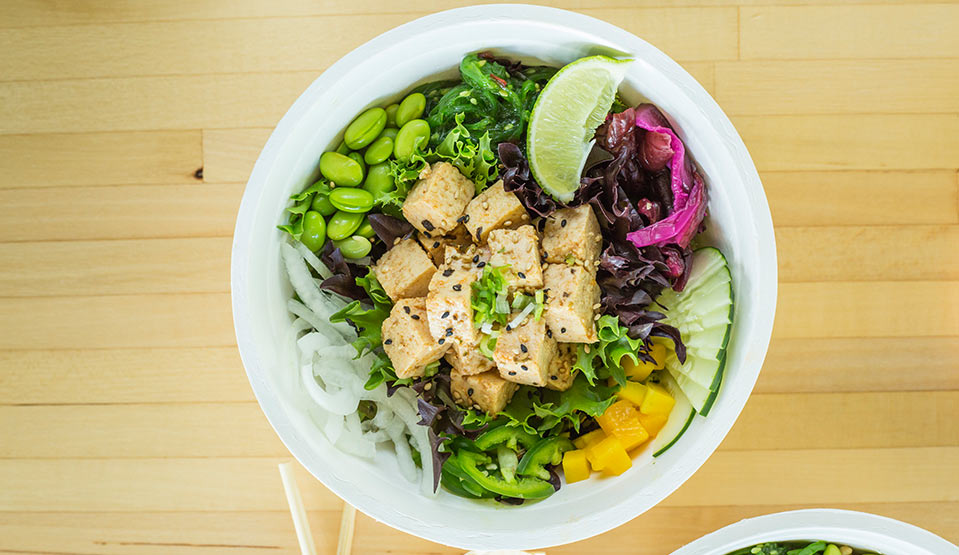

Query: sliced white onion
[
  {"left": 295, "top": 241, "right": 332, "bottom": 279},
  {"left": 300, "top": 363, "right": 359, "bottom": 416},
  {"left": 507, "top": 301, "right": 536, "bottom": 330}
]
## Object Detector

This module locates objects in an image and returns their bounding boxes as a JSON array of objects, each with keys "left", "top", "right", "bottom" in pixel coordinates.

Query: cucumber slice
[
  {"left": 652, "top": 372, "right": 697, "bottom": 457},
  {"left": 656, "top": 247, "right": 733, "bottom": 416}
]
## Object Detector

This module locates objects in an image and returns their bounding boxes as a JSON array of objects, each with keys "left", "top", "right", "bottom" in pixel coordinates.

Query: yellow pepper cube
[
  {"left": 562, "top": 449, "right": 591, "bottom": 483},
  {"left": 590, "top": 436, "right": 632, "bottom": 476},
  {"left": 616, "top": 381, "right": 647, "bottom": 407},
  {"left": 622, "top": 342, "right": 667, "bottom": 381},
  {"left": 572, "top": 428, "right": 606, "bottom": 449},
  {"left": 639, "top": 382, "right": 675, "bottom": 416},
  {"left": 584, "top": 442, "right": 606, "bottom": 471},
  {"left": 596, "top": 400, "right": 636, "bottom": 436},
  {"left": 616, "top": 417, "right": 650, "bottom": 451},
  {"left": 638, "top": 412, "right": 669, "bottom": 438}
]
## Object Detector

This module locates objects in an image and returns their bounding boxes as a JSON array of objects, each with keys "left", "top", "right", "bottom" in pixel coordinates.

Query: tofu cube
[
  {"left": 487, "top": 225, "right": 544, "bottom": 290},
  {"left": 374, "top": 238, "right": 436, "bottom": 302},
  {"left": 463, "top": 180, "right": 528, "bottom": 242},
  {"left": 381, "top": 298, "right": 450, "bottom": 378},
  {"left": 425, "top": 250, "right": 492, "bottom": 376},
  {"left": 402, "top": 162, "right": 474, "bottom": 235},
  {"left": 416, "top": 224, "right": 472, "bottom": 266},
  {"left": 541, "top": 205, "right": 602, "bottom": 269},
  {"left": 445, "top": 344, "right": 495, "bottom": 376},
  {"left": 546, "top": 343, "right": 577, "bottom": 391},
  {"left": 494, "top": 314, "right": 557, "bottom": 387},
  {"left": 543, "top": 264, "right": 600, "bottom": 343},
  {"left": 451, "top": 369, "right": 518, "bottom": 415}
]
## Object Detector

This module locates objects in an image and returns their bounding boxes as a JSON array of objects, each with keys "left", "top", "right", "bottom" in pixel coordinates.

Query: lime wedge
[{"left": 527, "top": 56, "right": 630, "bottom": 202}]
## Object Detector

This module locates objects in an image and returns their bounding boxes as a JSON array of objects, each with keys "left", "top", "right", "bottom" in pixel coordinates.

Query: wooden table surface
[{"left": 1, "top": 1, "right": 957, "bottom": 553}]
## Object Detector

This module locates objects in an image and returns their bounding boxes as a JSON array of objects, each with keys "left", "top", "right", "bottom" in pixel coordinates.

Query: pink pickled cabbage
[{"left": 626, "top": 105, "right": 707, "bottom": 249}]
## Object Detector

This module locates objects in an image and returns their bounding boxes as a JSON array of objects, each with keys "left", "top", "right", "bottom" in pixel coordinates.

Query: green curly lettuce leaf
[{"left": 573, "top": 314, "right": 647, "bottom": 387}]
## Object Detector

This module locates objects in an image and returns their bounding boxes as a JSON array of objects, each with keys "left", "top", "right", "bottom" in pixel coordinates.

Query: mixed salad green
[
  {"left": 728, "top": 541, "right": 881, "bottom": 555},
  {"left": 279, "top": 51, "right": 733, "bottom": 503}
]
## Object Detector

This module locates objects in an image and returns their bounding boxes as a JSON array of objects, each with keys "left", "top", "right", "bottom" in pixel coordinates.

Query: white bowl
[
  {"left": 671, "top": 509, "right": 958, "bottom": 555},
  {"left": 231, "top": 4, "right": 777, "bottom": 550}
]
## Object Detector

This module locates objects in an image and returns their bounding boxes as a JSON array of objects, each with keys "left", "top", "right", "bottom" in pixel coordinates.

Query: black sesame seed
[
  {"left": 560, "top": 327, "right": 567, "bottom": 333},
  {"left": 546, "top": 329, "right": 553, "bottom": 338},
  {"left": 508, "top": 371, "right": 517, "bottom": 376},
  {"left": 442, "top": 311, "right": 450, "bottom": 318},
  {"left": 424, "top": 231, "right": 432, "bottom": 238},
  {"left": 432, "top": 241, "right": 440, "bottom": 249},
  {"left": 520, "top": 344, "right": 528, "bottom": 353},
  {"left": 411, "top": 314, "right": 420, "bottom": 320},
  {"left": 506, "top": 325, "right": 512, "bottom": 331},
  {"left": 384, "top": 339, "right": 393, "bottom": 345},
  {"left": 537, "top": 219, "right": 546, "bottom": 232},
  {"left": 438, "top": 338, "right": 445, "bottom": 345},
  {"left": 520, "top": 364, "right": 528, "bottom": 371},
  {"left": 456, "top": 214, "right": 467, "bottom": 223},
  {"left": 443, "top": 269, "right": 453, "bottom": 277},
  {"left": 446, "top": 328, "right": 453, "bottom": 336},
  {"left": 422, "top": 219, "right": 435, "bottom": 231},
  {"left": 463, "top": 214, "right": 470, "bottom": 223},
  {"left": 452, "top": 284, "right": 462, "bottom": 291},
  {"left": 403, "top": 306, "right": 411, "bottom": 314},
  {"left": 517, "top": 272, "right": 526, "bottom": 279},
  {"left": 476, "top": 226, "right": 483, "bottom": 238},
  {"left": 477, "top": 261, "right": 486, "bottom": 268},
  {"left": 467, "top": 388, "right": 474, "bottom": 396},
  {"left": 550, "top": 375, "right": 558, "bottom": 380},
  {"left": 561, "top": 219, "right": 567, "bottom": 227},
  {"left": 472, "top": 255, "right": 479, "bottom": 263}
]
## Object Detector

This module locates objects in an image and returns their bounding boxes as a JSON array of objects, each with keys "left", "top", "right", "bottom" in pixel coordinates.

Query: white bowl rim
[
  {"left": 670, "top": 509, "right": 958, "bottom": 555},
  {"left": 231, "top": 4, "right": 778, "bottom": 550}
]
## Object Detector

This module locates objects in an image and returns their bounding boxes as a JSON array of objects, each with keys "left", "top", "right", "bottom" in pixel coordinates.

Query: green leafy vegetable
[
  {"left": 276, "top": 179, "right": 331, "bottom": 240},
  {"left": 573, "top": 314, "right": 647, "bottom": 387},
  {"left": 471, "top": 265, "right": 511, "bottom": 328},
  {"left": 329, "top": 268, "right": 391, "bottom": 357}
]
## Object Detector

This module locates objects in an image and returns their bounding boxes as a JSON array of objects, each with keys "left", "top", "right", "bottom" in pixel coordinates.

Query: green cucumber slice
[{"left": 651, "top": 372, "right": 697, "bottom": 457}]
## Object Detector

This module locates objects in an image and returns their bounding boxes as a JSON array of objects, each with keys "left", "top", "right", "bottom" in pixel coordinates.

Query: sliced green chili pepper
[
  {"left": 441, "top": 456, "right": 495, "bottom": 499},
  {"left": 473, "top": 423, "right": 538, "bottom": 452},
  {"left": 456, "top": 450, "right": 554, "bottom": 499},
  {"left": 517, "top": 436, "right": 574, "bottom": 481}
]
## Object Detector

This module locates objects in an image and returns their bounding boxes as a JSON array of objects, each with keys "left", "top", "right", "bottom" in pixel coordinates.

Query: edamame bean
[
  {"left": 379, "top": 127, "right": 399, "bottom": 140},
  {"left": 355, "top": 218, "right": 376, "bottom": 239},
  {"left": 363, "top": 163, "right": 395, "bottom": 199},
  {"left": 319, "top": 151, "right": 363, "bottom": 187},
  {"left": 329, "top": 187, "right": 374, "bottom": 214},
  {"left": 347, "top": 151, "right": 366, "bottom": 176},
  {"left": 335, "top": 141, "right": 350, "bottom": 155},
  {"left": 310, "top": 192, "right": 337, "bottom": 216},
  {"left": 344, "top": 107, "right": 387, "bottom": 150},
  {"left": 385, "top": 104, "right": 399, "bottom": 127},
  {"left": 393, "top": 119, "right": 430, "bottom": 161},
  {"left": 300, "top": 211, "right": 327, "bottom": 252},
  {"left": 334, "top": 236, "right": 372, "bottom": 259},
  {"left": 326, "top": 210, "right": 364, "bottom": 241},
  {"left": 823, "top": 546, "right": 841, "bottom": 555},
  {"left": 395, "top": 93, "right": 426, "bottom": 127},
  {"left": 364, "top": 136, "right": 394, "bottom": 165}
]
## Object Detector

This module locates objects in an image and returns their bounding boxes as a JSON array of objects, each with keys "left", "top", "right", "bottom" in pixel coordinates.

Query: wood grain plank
[
  {"left": 1, "top": 503, "right": 956, "bottom": 555},
  {"left": 736, "top": 114, "right": 959, "bottom": 171},
  {"left": 741, "top": 5, "right": 959, "bottom": 60},
  {"left": 3, "top": 448, "right": 954, "bottom": 511},
  {"left": 0, "top": 238, "right": 230, "bottom": 296},
  {"left": 0, "top": 293, "right": 235, "bottom": 349},
  {"left": 716, "top": 60, "right": 959, "bottom": 116},
  {"left": 0, "top": 131, "right": 201, "bottom": 188},
  {"left": 0, "top": 347, "right": 251, "bottom": 404},
  {"left": 776, "top": 225, "right": 959, "bottom": 282},
  {"left": 0, "top": 184, "right": 241, "bottom": 242},
  {"left": 757, "top": 337, "right": 959, "bottom": 394},
  {"left": 203, "top": 128, "right": 271, "bottom": 183},
  {"left": 3, "top": 391, "right": 954, "bottom": 458},
  {"left": 0, "top": 9, "right": 734, "bottom": 81},
  {"left": 763, "top": 170, "right": 959, "bottom": 226},
  {"left": 775, "top": 282, "right": 959, "bottom": 339}
]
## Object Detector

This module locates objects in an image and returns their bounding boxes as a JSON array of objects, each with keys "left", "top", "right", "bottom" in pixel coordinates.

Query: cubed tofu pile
[{"left": 375, "top": 162, "right": 606, "bottom": 416}]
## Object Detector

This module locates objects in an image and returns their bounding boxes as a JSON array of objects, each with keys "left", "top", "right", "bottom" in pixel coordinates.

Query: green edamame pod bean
[
  {"left": 343, "top": 107, "right": 387, "bottom": 150},
  {"left": 334, "top": 236, "right": 372, "bottom": 259},
  {"left": 354, "top": 217, "right": 376, "bottom": 239},
  {"left": 393, "top": 119, "right": 430, "bottom": 161},
  {"left": 335, "top": 141, "right": 350, "bottom": 155},
  {"left": 379, "top": 127, "right": 399, "bottom": 140},
  {"left": 319, "top": 151, "right": 363, "bottom": 187},
  {"left": 385, "top": 104, "right": 399, "bottom": 127},
  {"left": 347, "top": 151, "right": 366, "bottom": 176},
  {"left": 300, "top": 211, "right": 327, "bottom": 252},
  {"left": 310, "top": 192, "right": 337, "bottom": 216},
  {"left": 395, "top": 93, "right": 426, "bottom": 127},
  {"left": 329, "top": 187, "right": 374, "bottom": 214},
  {"left": 364, "top": 136, "right": 394, "bottom": 165},
  {"left": 363, "top": 163, "right": 395, "bottom": 200},
  {"left": 326, "top": 210, "right": 363, "bottom": 241}
]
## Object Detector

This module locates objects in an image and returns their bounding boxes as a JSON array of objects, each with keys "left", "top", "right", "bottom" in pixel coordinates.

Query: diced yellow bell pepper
[
  {"left": 590, "top": 436, "right": 632, "bottom": 476},
  {"left": 572, "top": 428, "right": 606, "bottom": 449},
  {"left": 562, "top": 449, "right": 591, "bottom": 483},
  {"left": 597, "top": 400, "right": 636, "bottom": 435},
  {"left": 584, "top": 442, "right": 606, "bottom": 471},
  {"left": 597, "top": 400, "right": 650, "bottom": 451},
  {"left": 637, "top": 412, "right": 669, "bottom": 438},
  {"left": 616, "top": 417, "right": 650, "bottom": 451},
  {"left": 616, "top": 381, "right": 647, "bottom": 406},
  {"left": 621, "top": 342, "right": 666, "bottom": 381},
  {"left": 639, "top": 382, "right": 675, "bottom": 416}
]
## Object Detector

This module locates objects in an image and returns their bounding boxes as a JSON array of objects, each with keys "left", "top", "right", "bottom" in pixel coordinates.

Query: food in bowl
[
  {"left": 277, "top": 51, "right": 733, "bottom": 502},
  {"left": 727, "top": 542, "right": 880, "bottom": 555}
]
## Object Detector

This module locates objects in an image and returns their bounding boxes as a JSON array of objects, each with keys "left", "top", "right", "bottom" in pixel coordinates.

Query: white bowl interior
[
  {"left": 670, "top": 509, "right": 958, "bottom": 555},
  {"left": 231, "top": 5, "right": 777, "bottom": 550}
]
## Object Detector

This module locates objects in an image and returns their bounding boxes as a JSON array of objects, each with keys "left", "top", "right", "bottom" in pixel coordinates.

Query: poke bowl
[
  {"left": 670, "top": 509, "right": 958, "bottom": 555},
  {"left": 231, "top": 4, "right": 777, "bottom": 551}
]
